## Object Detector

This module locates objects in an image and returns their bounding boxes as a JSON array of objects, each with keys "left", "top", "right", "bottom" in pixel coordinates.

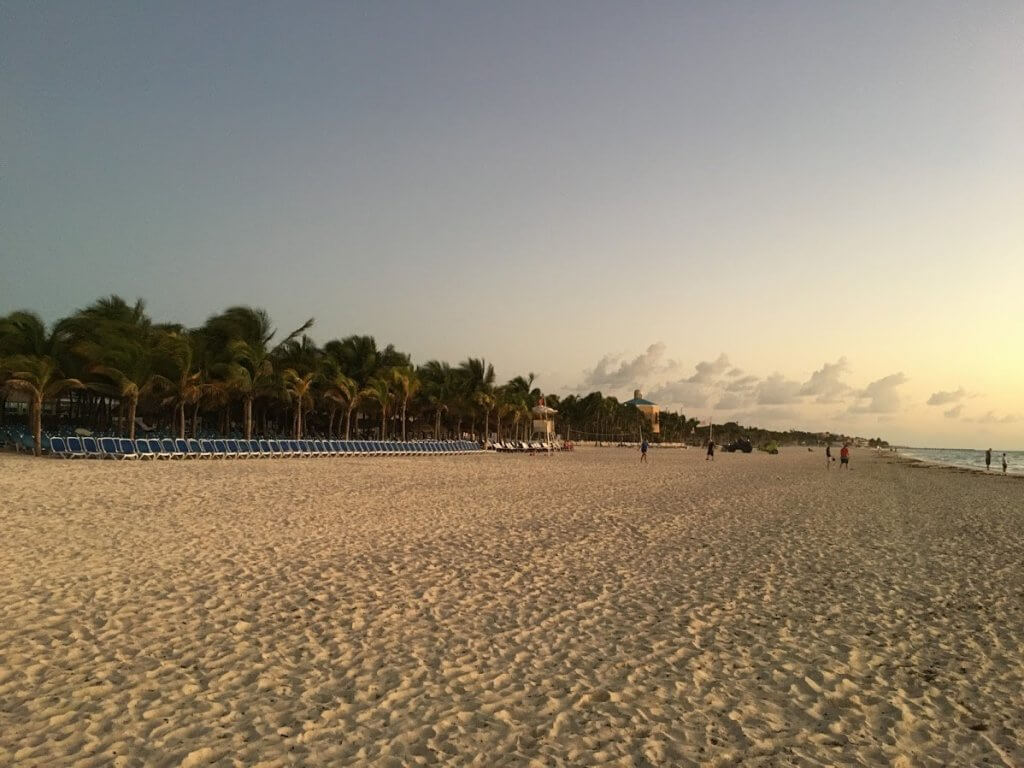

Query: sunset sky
[{"left": 2, "top": 2, "right": 1021, "bottom": 448}]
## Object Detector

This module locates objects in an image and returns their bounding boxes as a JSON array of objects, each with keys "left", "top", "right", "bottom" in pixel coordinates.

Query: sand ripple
[{"left": 1, "top": 449, "right": 1022, "bottom": 765}]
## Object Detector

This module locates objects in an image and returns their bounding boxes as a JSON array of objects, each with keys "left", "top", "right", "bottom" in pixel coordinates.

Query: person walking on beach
[
  {"left": 985, "top": 448, "right": 992, "bottom": 470},
  {"left": 640, "top": 439, "right": 649, "bottom": 464},
  {"left": 825, "top": 443, "right": 832, "bottom": 470},
  {"left": 1002, "top": 453, "right": 1008, "bottom": 474},
  {"left": 840, "top": 443, "right": 850, "bottom": 469},
  {"left": 706, "top": 439, "right": 715, "bottom": 461}
]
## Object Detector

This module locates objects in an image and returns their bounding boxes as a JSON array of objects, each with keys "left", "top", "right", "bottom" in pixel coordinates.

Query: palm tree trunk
[
  {"left": 401, "top": 402, "right": 407, "bottom": 440},
  {"left": 345, "top": 406, "right": 354, "bottom": 440},
  {"left": 32, "top": 397, "right": 42, "bottom": 456},
  {"left": 327, "top": 404, "right": 336, "bottom": 437},
  {"left": 380, "top": 407, "right": 386, "bottom": 440},
  {"left": 483, "top": 411, "right": 490, "bottom": 442},
  {"left": 178, "top": 403, "right": 186, "bottom": 439},
  {"left": 244, "top": 396, "right": 253, "bottom": 440},
  {"left": 128, "top": 397, "right": 137, "bottom": 440}
]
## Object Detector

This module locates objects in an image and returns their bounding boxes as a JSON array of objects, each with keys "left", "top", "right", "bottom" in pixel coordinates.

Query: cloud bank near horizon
[{"left": 568, "top": 344, "right": 1017, "bottom": 439}]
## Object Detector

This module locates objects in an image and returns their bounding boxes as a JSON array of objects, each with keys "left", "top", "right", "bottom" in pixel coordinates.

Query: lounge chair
[
  {"left": 82, "top": 436, "right": 103, "bottom": 458},
  {"left": 267, "top": 440, "right": 285, "bottom": 457},
  {"left": 193, "top": 439, "right": 213, "bottom": 459},
  {"left": 134, "top": 439, "right": 157, "bottom": 460},
  {"left": 98, "top": 436, "right": 121, "bottom": 458},
  {"left": 65, "top": 436, "right": 87, "bottom": 458},
  {"left": 226, "top": 439, "right": 245, "bottom": 458},
  {"left": 313, "top": 439, "right": 330, "bottom": 456},
  {"left": 119, "top": 438, "right": 140, "bottom": 459},
  {"left": 158, "top": 438, "right": 178, "bottom": 458},
  {"left": 47, "top": 436, "right": 69, "bottom": 458},
  {"left": 258, "top": 439, "right": 273, "bottom": 457}
]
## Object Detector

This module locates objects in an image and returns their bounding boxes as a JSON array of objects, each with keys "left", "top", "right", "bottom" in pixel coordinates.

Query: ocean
[{"left": 899, "top": 447, "right": 1024, "bottom": 476}]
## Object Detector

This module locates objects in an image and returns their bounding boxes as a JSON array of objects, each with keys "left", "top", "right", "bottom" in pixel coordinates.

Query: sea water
[{"left": 899, "top": 447, "right": 1024, "bottom": 475}]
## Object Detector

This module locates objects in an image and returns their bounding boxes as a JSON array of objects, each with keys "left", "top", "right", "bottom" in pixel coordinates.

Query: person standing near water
[
  {"left": 825, "top": 443, "right": 832, "bottom": 470},
  {"left": 1002, "top": 453, "right": 1008, "bottom": 474},
  {"left": 640, "top": 439, "right": 649, "bottom": 464},
  {"left": 706, "top": 440, "right": 715, "bottom": 461},
  {"left": 986, "top": 448, "right": 992, "bottom": 471},
  {"left": 840, "top": 444, "right": 850, "bottom": 469}
]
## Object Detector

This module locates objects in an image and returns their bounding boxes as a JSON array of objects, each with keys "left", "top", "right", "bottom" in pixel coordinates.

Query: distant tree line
[{"left": 0, "top": 296, "right": 886, "bottom": 455}]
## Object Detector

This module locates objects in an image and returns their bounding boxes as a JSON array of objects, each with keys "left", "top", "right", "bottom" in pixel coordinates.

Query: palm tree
[
  {"left": 419, "top": 360, "right": 458, "bottom": 439},
  {"left": 203, "top": 308, "right": 313, "bottom": 439},
  {"left": 323, "top": 370, "right": 360, "bottom": 438},
  {"left": 389, "top": 367, "right": 420, "bottom": 441},
  {"left": 475, "top": 391, "right": 496, "bottom": 442},
  {"left": 282, "top": 369, "right": 317, "bottom": 439},
  {"left": 1, "top": 355, "right": 83, "bottom": 455},
  {"left": 458, "top": 357, "right": 495, "bottom": 438},
  {"left": 154, "top": 331, "right": 203, "bottom": 439},
  {"left": 360, "top": 376, "right": 391, "bottom": 439}
]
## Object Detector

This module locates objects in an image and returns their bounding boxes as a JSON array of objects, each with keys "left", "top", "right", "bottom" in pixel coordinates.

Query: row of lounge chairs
[
  {"left": 491, "top": 440, "right": 557, "bottom": 453},
  {"left": 46, "top": 436, "right": 480, "bottom": 459}
]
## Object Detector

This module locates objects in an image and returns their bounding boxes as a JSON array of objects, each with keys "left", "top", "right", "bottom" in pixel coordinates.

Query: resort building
[{"left": 623, "top": 389, "right": 660, "bottom": 435}]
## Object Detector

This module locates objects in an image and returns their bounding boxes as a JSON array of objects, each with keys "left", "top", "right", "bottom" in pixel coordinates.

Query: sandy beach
[{"left": 1, "top": 447, "right": 1022, "bottom": 767}]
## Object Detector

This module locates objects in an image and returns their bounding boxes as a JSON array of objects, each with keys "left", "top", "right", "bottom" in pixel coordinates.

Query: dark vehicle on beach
[{"left": 723, "top": 438, "right": 753, "bottom": 453}]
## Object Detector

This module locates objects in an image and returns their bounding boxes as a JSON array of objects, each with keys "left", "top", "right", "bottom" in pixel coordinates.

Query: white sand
[{"left": 1, "top": 447, "right": 1022, "bottom": 766}]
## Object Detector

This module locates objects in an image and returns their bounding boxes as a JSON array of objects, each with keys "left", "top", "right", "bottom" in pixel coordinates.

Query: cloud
[
  {"left": 943, "top": 405, "right": 964, "bottom": 419},
  {"left": 725, "top": 375, "right": 759, "bottom": 392},
  {"left": 686, "top": 354, "right": 732, "bottom": 384},
  {"left": 799, "top": 358, "right": 852, "bottom": 404},
  {"left": 582, "top": 343, "right": 671, "bottom": 391},
  {"left": 927, "top": 387, "right": 966, "bottom": 406},
  {"left": 646, "top": 353, "right": 734, "bottom": 409},
  {"left": 967, "top": 411, "right": 1021, "bottom": 424},
  {"left": 756, "top": 373, "right": 803, "bottom": 405},
  {"left": 715, "top": 392, "right": 747, "bottom": 410},
  {"left": 726, "top": 367, "right": 744, "bottom": 378},
  {"left": 848, "top": 372, "right": 907, "bottom": 414},
  {"left": 647, "top": 379, "right": 713, "bottom": 409}
]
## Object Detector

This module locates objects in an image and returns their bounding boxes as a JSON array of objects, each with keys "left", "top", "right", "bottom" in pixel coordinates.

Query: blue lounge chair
[
  {"left": 82, "top": 436, "right": 103, "bottom": 458},
  {"left": 98, "top": 436, "right": 121, "bottom": 458},
  {"left": 157, "top": 438, "right": 177, "bottom": 458},
  {"left": 196, "top": 439, "right": 216, "bottom": 458},
  {"left": 135, "top": 439, "right": 157, "bottom": 460},
  {"left": 258, "top": 439, "right": 273, "bottom": 457},
  {"left": 65, "top": 436, "right": 87, "bottom": 458},
  {"left": 264, "top": 440, "right": 282, "bottom": 457},
  {"left": 47, "top": 436, "right": 69, "bottom": 457},
  {"left": 241, "top": 439, "right": 259, "bottom": 457},
  {"left": 119, "top": 438, "right": 140, "bottom": 459},
  {"left": 211, "top": 439, "right": 232, "bottom": 458},
  {"left": 225, "top": 439, "right": 244, "bottom": 458}
]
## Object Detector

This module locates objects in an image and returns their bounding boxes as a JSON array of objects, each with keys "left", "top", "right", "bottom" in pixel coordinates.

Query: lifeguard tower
[
  {"left": 623, "top": 389, "right": 660, "bottom": 435},
  {"left": 531, "top": 397, "right": 557, "bottom": 440}
]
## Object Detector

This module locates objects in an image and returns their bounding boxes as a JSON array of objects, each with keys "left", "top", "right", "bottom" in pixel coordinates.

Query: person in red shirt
[{"left": 840, "top": 444, "right": 850, "bottom": 469}]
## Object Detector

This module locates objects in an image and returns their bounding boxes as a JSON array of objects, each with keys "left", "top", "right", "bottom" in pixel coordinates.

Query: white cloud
[
  {"left": 715, "top": 392, "right": 747, "bottom": 410},
  {"left": 582, "top": 343, "right": 671, "bottom": 391},
  {"left": 848, "top": 373, "right": 908, "bottom": 414},
  {"left": 799, "top": 358, "right": 852, "bottom": 404},
  {"left": 967, "top": 411, "right": 1021, "bottom": 424},
  {"left": 686, "top": 354, "right": 732, "bottom": 384},
  {"left": 927, "top": 387, "right": 966, "bottom": 406},
  {"left": 725, "top": 375, "right": 759, "bottom": 392},
  {"left": 756, "top": 373, "right": 803, "bottom": 405},
  {"left": 943, "top": 404, "right": 964, "bottom": 419},
  {"left": 647, "top": 379, "right": 713, "bottom": 409}
]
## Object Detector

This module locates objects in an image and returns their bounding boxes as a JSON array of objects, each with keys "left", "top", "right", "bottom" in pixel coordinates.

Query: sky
[{"left": 1, "top": 2, "right": 1022, "bottom": 448}]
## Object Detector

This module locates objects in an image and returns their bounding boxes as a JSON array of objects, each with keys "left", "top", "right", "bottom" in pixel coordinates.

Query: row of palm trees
[{"left": 4, "top": 297, "right": 634, "bottom": 455}]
